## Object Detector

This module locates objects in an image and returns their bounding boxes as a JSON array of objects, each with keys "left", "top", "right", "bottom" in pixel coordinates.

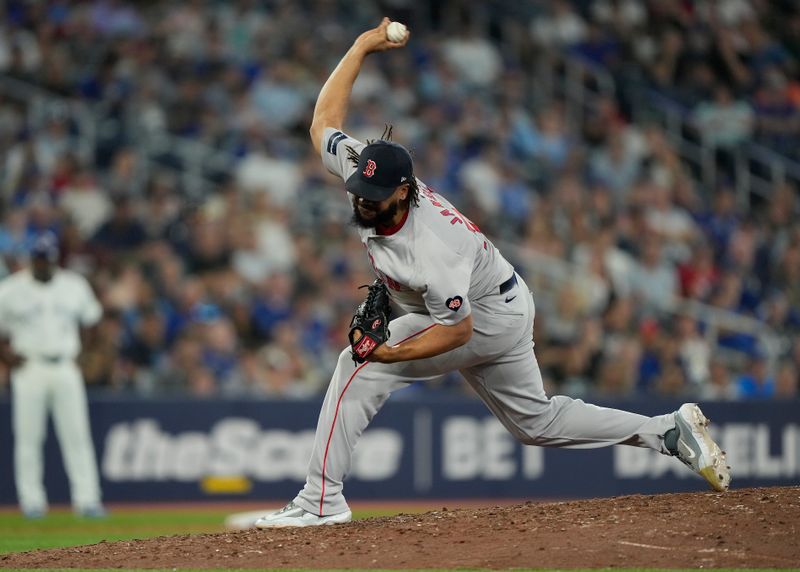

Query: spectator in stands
[
  {"left": 774, "top": 240, "right": 800, "bottom": 312},
  {"left": 692, "top": 83, "right": 755, "bottom": 151},
  {"left": 700, "top": 359, "right": 738, "bottom": 401},
  {"left": 540, "top": 285, "right": 583, "bottom": 349},
  {"left": 184, "top": 217, "right": 231, "bottom": 276},
  {"left": 79, "top": 311, "right": 122, "bottom": 388},
  {"left": 573, "top": 219, "right": 636, "bottom": 301},
  {"left": 187, "top": 366, "right": 217, "bottom": 398},
  {"left": 761, "top": 292, "right": 800, "bottom": 335},
  {"left": 636, "top": 318, "right": 662, "bottom": 392},
  {"left": 441, "top": 24, "right": 503, "bottom": 88},
  {"left": 251, "top": 273, "right": 294, "bottom": 341},
  {"left": 644, "top": 183, "right": 697, "bottom": 261},
  {"left": 649, "top": 27, "right": 688, "bottom": 93},
  {"left": 573, "top": 250, "right": 611, "bottom": 317},
  {"left": 571, "top": 22, "right": 622, "bottom": 71},
  {"left": 774, "top": 361, "right": 798, "bottom": 399},
  {"left": 589, "top": 128, "right": 642, "bottom": 201},
  {"left": 735, "top": 354, "right": 776, "bottom": 399},
  {"left": 223, "top": 345, "right": 266, "bottom": 397},
  {"left": 459, "top": 141, "right": 503, "bottom": 221},
  {"left": 629, "top": 235, "right": 678, "bottom": 314},
  {"left": 89, "top": 196, "right": 147, "bottom": 258},
  {"left": 727, "top": 219, "right": 759, "bottom": 277},
  {"left": 119, "top": 307, "right": 167, "bottom": 389},
  {"left": 140, "top": 177, "right": 182, "bottom": 241},
  {"left": 676, "top": 314, "right": 710, "bottom": 386},
  {"left": 0, "top": 208, "right": 31, "bottom": 262},
  {"left": 694, "top": 188, "right": 739, "bottom": 263},
  {"left": 640, "top": 126, "right": 683, "bottom": 193},
  {"left": 527, "top": 105, "right": 572, "bottom": 171},
  {"left": 260, "top": 321, "right": 320, "bottom": 398},
  {"left": 678, "top": 240, "right": 719, "bottom": 300},
  {"left": 530, "top": 0, "right": 587, "bottom": 49},
  {"left": 753, "top": 67, "right": 800, "bottom": 158},
  {"left": 59, "top": 167, "right": 112, "bottom": 240},
  {"left": 653, "top": 360, "right": 689, "bottom": 398},
  {"left": 594, "top": 341, "right": 639, "bottom": 396},
  {"left": 153, "top": 333, "right": 202, "bottom": 395}
]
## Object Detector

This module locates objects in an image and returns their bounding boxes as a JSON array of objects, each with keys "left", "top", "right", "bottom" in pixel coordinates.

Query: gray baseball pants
[{"left": 294, "top": 274, "right": 676, "bottom": 516}]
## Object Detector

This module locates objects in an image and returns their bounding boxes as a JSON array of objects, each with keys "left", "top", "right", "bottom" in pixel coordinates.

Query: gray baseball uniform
[{"left": 293, "top": 128, "right": 676, "bottom": 517}]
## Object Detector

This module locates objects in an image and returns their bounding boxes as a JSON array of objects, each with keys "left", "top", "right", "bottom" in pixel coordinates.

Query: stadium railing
[
  {"left": 537, "top": 50, "right": 800, "bottom": 207},
  {"left": 495, "top": 238, "right": 785, "bottom": 370},
  {"left": 0, "top": 75, "right": 223, "bottom": 199}
]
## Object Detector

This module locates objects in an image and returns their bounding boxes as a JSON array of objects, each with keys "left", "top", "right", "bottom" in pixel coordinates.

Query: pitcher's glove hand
[{"left": 349, "top": 280, "right": 391, "bottom": 364}]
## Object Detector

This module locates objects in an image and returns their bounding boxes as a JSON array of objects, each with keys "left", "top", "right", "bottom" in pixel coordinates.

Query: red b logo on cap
[{"left": 363, "top": 159, "right": 377, "bottom": 178}]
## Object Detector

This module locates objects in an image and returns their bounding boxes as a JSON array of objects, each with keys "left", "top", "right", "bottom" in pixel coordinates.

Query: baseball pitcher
[{"left": 255, "top": 19, "right": 730, "bottom": 527}]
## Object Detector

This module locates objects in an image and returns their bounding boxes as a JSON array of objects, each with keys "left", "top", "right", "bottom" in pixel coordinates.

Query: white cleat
[
  {"left": 671, "top": 403, "right": 731, "bottom": 492},
  {"left": 254, "top": 501, "right": 352, "bottom": 528}
]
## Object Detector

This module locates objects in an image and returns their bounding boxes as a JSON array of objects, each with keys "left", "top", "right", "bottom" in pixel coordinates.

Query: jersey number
[
  {"left": 421, "top": 184, "right": 481, "bottom": 233},
  {"left": 438, "top": 208, "right": 480, "bottom": 232}
]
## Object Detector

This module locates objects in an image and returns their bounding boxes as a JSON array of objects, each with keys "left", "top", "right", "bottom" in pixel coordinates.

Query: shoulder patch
[
  {"left": 445, "top": 296, "right": 463, "bottom": 312},
  {"left": 327, "top": 131, "right": 347, "bottom": 155}
]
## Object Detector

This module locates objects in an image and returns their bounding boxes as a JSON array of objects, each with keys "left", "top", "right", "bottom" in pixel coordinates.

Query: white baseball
[{"left": 386, "top": 21, "right": 408, "bottom": 43}]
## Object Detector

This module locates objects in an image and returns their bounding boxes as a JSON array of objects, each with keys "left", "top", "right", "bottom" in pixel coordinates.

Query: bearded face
[
  {"left": 350, "top": 194, "right": 401, "bottom": 229},
  {"left": 31, "top": 256, "right": 55, "bottom": 282}
]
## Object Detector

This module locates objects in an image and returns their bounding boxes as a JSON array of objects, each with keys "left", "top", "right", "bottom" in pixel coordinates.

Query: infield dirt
[{"left": 2, "top": 486, "right": 797, "bottom": 569}]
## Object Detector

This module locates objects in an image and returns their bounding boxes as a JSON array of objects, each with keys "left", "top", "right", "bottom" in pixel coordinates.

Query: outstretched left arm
[{"left": 367, "top": 314, "right": 473, "bottom": 363}]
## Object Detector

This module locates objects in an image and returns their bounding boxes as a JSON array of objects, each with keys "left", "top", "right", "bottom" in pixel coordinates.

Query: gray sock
[{"left": 664, "top": 427, "right": 679, "bottom": 455}]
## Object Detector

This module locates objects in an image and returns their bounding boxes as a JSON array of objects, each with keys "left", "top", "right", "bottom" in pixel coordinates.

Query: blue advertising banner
[{"left": 0, "top": 396, "right": 797, "bottom": 505}]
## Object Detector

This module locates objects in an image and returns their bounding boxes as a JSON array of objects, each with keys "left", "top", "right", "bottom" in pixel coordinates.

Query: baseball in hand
[{"left": 386, "top": 21, "right": 408, "bottom": 43}]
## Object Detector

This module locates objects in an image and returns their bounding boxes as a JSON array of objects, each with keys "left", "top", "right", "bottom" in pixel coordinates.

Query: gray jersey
[
  {"left": 321, "top": 127, "right": 514, "bottom": 326},
  {"left": 283, "top": 128, "right": 695, "bottom": 520}
]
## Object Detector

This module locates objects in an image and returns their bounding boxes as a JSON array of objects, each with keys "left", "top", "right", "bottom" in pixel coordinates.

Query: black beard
[
  {"left": 350, "top": 198, "right": 399, "bottom": 229},
  {"left": 33, "top": 270, "right": 53, "bottom": 282}
]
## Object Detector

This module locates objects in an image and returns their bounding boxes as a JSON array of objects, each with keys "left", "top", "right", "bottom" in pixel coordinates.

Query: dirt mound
[{"left": 2, "top": 486, "right": 798, "bottom": 569}]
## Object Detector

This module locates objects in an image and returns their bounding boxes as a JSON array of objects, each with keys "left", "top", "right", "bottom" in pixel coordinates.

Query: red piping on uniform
[{"left": 319, "top": 323, "right": 436, "bottom": 516}]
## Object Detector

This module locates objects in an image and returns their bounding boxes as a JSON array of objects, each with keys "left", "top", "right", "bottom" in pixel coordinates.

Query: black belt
[
  {"left": 499, "top": 273, "right": 517, "bottom": 295},
  {"left": 36, "top": 355, "right": 65, "bottom": 364}
]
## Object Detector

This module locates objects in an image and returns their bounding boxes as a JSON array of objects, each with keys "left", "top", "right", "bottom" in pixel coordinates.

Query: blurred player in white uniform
[
  {"left": 255, "top": 20, "right": 730, "bottom": 528},
  {"left": 0, "top": 233, "right": 105, "bottom": 518}
]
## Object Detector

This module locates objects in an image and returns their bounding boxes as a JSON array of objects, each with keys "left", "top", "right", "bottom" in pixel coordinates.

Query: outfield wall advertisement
[{"left": 0, "top": 397, "right": 797, "bottom": 504}]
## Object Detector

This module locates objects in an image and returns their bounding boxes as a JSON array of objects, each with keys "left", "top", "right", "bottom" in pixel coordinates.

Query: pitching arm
[{"left": 309, "top": 17, "right": 409, "bottom": 154}]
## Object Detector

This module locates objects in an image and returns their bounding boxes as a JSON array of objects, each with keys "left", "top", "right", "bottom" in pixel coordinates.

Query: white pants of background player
[
  {"left": 294, "top": 273, "right": 677, "bottom": 516},
  {"left": 11, "top": 359, "right": 102, "bottom": 513}
]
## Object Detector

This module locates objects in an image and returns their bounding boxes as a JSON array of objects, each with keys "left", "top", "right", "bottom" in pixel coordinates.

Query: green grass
[
  {"left": 0, "top": 505, "right": 427, "bottom": 555},
  {"left": 0, "top": 508, "right": 223, "bottom": 554}
]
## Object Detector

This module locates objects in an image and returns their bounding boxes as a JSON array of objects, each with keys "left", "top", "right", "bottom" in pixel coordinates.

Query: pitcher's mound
[{"left": 2, "top": 486, "right": 797, "bottom": 569}]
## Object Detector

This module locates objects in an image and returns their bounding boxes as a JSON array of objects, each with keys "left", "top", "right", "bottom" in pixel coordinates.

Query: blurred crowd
[
  {"left": 0, "top": 0, "right": 798, "bottom": 401},
  {"left": 548, "top": 0, "right": 800, "bottom": 159}
]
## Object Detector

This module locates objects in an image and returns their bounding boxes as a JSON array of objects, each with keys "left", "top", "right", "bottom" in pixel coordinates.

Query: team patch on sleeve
[
  {"left": 445, "top": 296, "right": 463, "bottom": 312},
  {"left": 327, "top": 131, "right": 347, "bottom": 155}
]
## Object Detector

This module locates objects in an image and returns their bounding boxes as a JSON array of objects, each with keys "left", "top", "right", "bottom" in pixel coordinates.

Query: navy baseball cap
[
  {"left": 31, "top": 232, "right": 59, "bottom": 261},
  {"left": 345, "top": 141, "right": 413, "bottom": 202}
]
